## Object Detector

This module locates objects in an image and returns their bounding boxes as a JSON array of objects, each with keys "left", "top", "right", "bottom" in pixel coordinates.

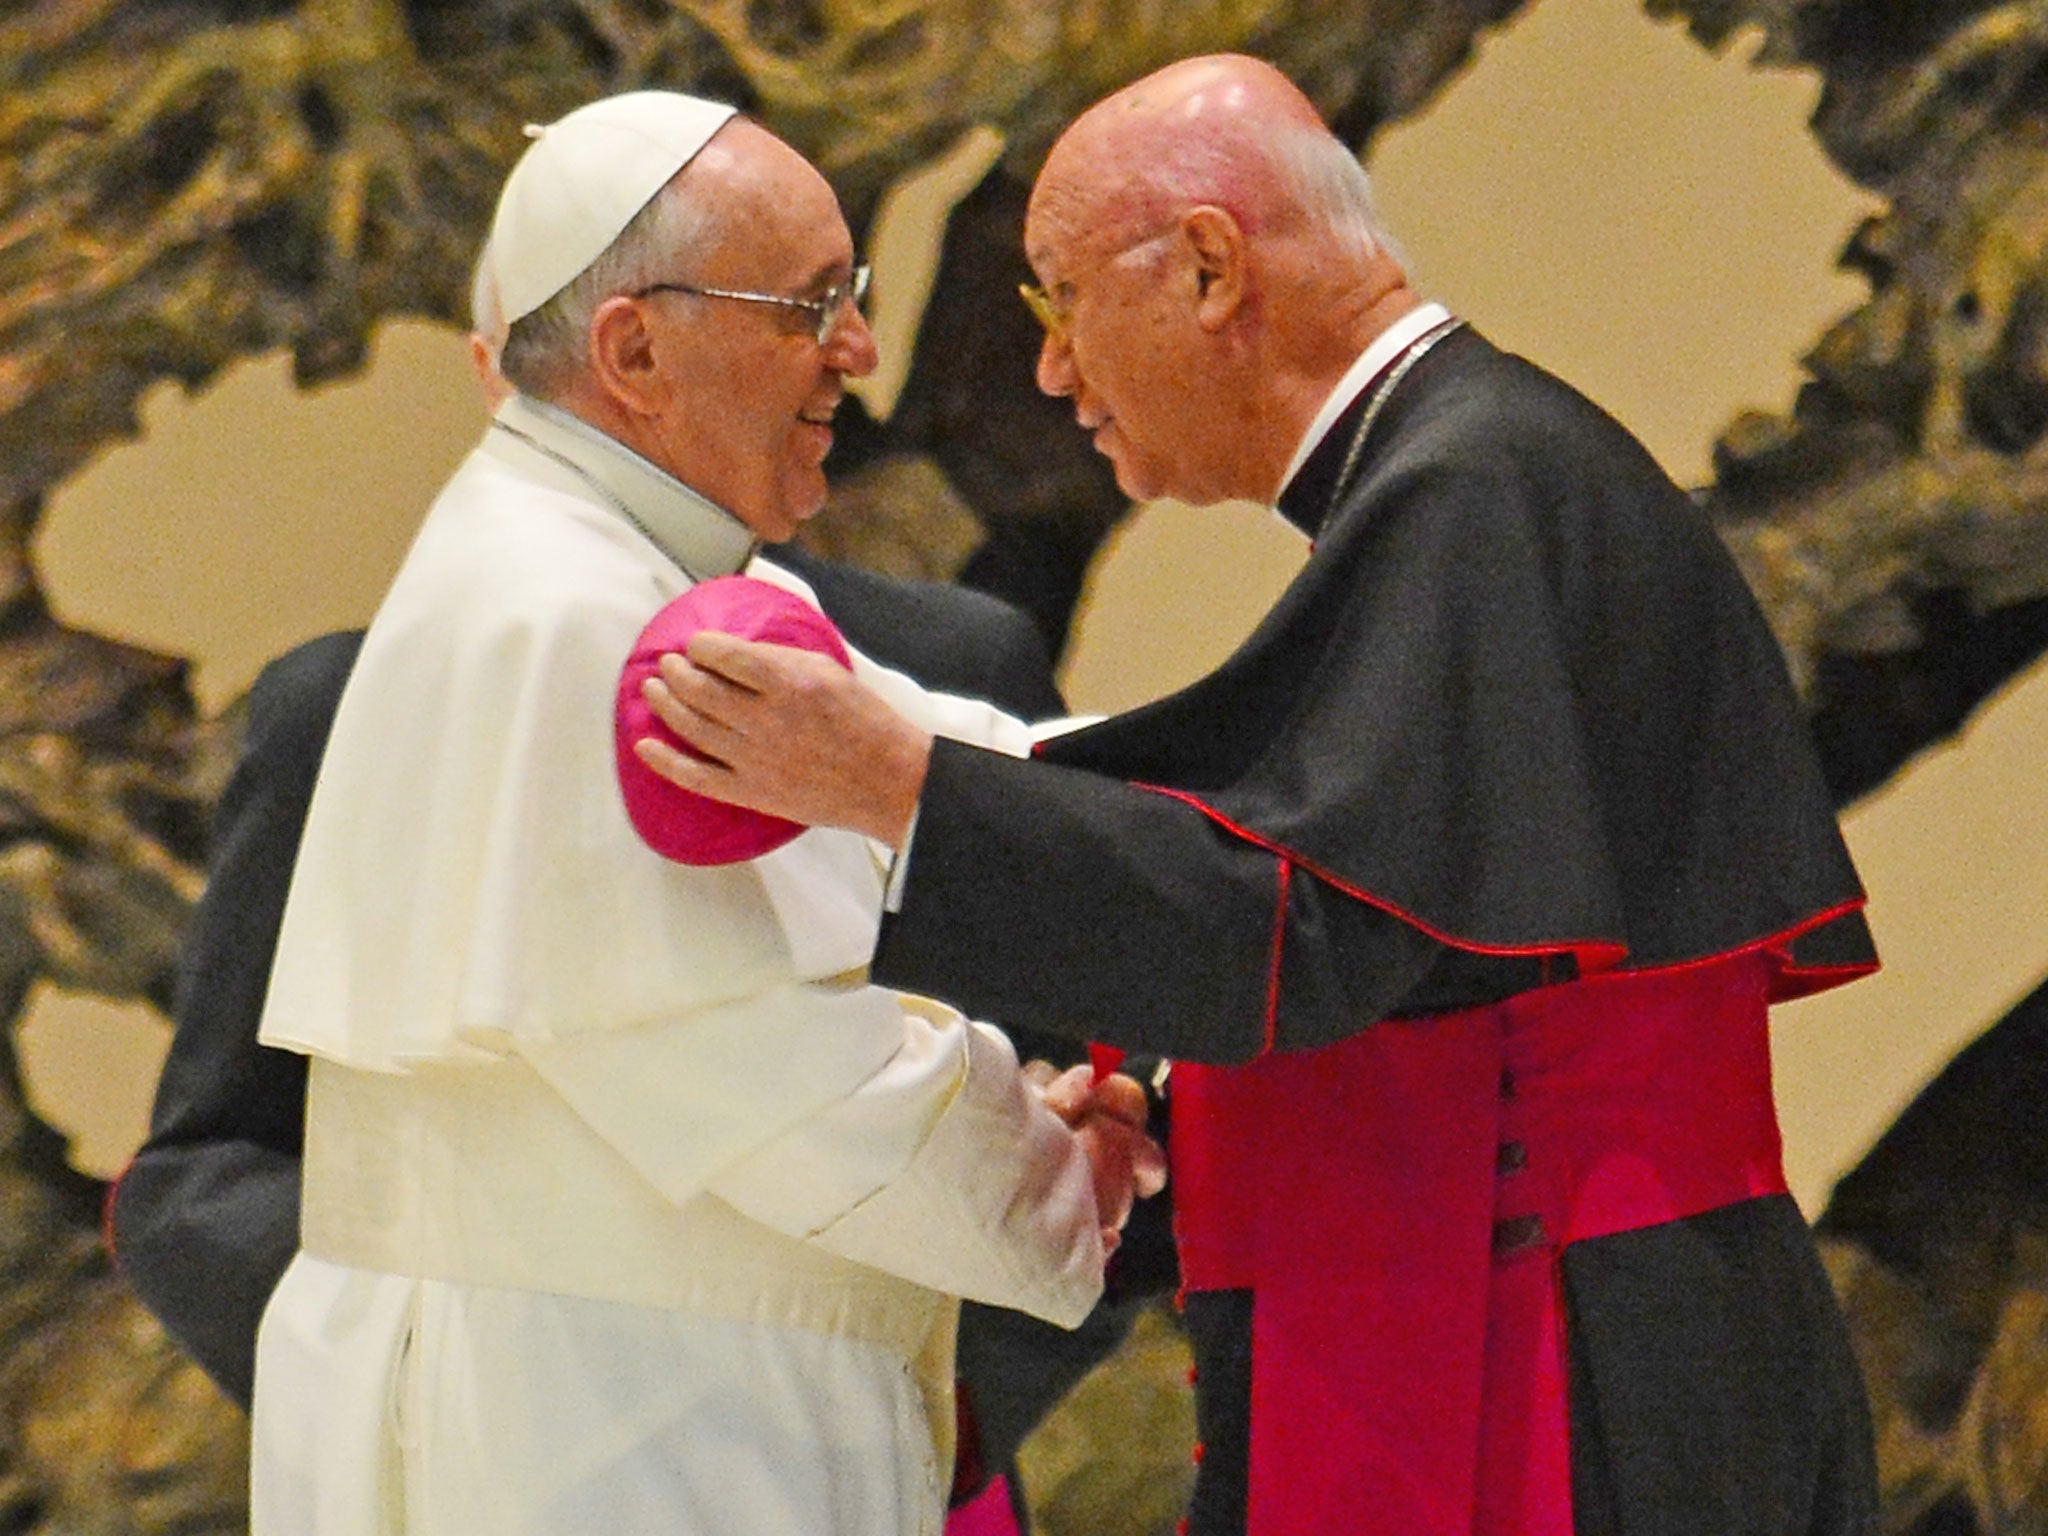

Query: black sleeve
[
  {"left": 107, "top": 631, "right": 361, "bottom": 1407},
  {"left": 875, "top": 739, "right": 1448, "bottom": 1064}
]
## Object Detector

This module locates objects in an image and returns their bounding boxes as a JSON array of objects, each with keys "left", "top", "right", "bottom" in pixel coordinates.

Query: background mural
[{"left": 3, "top": 1, "right": 2047, "bottom": 1532}]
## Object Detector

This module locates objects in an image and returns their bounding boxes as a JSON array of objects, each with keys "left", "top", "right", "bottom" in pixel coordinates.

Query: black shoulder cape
[{"left": 1035, "top": 327, "right": 1873, "bottom": 997}]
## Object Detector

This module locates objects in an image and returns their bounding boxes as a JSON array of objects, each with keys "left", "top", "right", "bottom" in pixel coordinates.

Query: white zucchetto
[{"left": 491, "top": 91, "right": 738, "bottom": 323}]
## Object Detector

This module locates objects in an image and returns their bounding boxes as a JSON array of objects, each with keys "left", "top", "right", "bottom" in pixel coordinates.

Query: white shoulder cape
[{"left": 260, "top": 433, "right": 1032, "bottom": 1073}]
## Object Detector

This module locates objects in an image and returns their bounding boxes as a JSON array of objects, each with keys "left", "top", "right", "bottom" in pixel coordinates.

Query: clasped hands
[
  {"left": 1027, "top": 1062, "right": 1168, "bottom": 1257},
  {"left": 639, "top": 635, "right": 1170, "bottom": 1248}
]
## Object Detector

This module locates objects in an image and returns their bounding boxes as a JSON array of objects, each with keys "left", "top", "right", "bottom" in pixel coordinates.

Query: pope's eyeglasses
[{"left": 634, "top": 260, "right": 872, "bottom": 346}]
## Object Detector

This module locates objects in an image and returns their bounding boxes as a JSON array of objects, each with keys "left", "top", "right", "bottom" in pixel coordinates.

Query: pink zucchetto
[{"left": 615, "top": 575, "right": 852, "bottom": 865}]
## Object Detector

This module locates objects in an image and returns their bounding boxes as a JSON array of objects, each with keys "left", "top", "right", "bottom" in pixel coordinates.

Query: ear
[
  {"left": 1182, "top": 205, "right": 1246, "bottom": 332},
  {"left": 587, "top": 295, "right": 666, "bottom": 417},
  {"left": 468, "top": 332, "right": 511, "bottom": 410}
]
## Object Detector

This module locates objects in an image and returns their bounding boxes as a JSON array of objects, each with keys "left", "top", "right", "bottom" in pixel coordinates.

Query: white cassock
[{"left": 249, "top": 393, "right": 1106, "bottom": 1536}]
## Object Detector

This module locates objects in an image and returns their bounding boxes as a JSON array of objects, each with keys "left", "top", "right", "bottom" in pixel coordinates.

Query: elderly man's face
[
  {"left": 1022, "top": 217, "right": 1192, "bottom": 504},
  {"left": 638, "top": 130, "right": 877, "bottom": 543},
  {"left": 1023, "top": 164, "right": 1239, "bottom": 507}
]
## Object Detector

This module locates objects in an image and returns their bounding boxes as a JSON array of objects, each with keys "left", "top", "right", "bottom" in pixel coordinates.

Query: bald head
[
  {"left": 1033, "top": 56, "right": 1335, "bottom": 248},
  {"left": 1022, "top": 55, "right": 1417, "bottom": 507}
]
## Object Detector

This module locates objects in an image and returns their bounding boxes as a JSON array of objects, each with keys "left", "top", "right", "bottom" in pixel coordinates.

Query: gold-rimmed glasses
[
  {"left": 1018, "top": 280, "right": 1066, "bottom": 339},
  {"left": 634, "top": 260, "right": 872, "bottom": 346},
  {"left": 1018, "top": 229, "right": 1176, "bottom": 342}
]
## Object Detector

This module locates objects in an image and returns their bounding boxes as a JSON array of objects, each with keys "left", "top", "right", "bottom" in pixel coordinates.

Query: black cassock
[{"left": 876, "top": 326, "right": 1879, "bottom": 1535}]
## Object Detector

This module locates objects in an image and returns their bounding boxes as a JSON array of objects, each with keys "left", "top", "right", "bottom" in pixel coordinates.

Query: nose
[
  {"left": 1035, "top": 330, "right": 1075, "bottom": 398},
  {"left": 825, "top": 301, "right": 879, "bottom": 378}
]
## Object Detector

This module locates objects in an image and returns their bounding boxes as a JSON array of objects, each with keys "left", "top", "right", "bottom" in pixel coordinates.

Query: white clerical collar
[
  {"left": 487, "top": 393, "right": 760, "bottom": 580},
  {"left": 1275, "top": 301, "right": 1454, "bottom": 502}
]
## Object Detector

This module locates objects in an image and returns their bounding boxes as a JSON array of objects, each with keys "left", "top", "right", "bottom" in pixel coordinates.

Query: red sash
[{"left": 1162, "top": 952, "right": 1788, "bottom": 1535}]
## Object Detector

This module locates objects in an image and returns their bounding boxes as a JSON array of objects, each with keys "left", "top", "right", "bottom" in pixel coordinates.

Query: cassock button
[
  {"left": 1191, "top": 1441, "right": 1206, "bottom": 1465},
  {"left": 1496, "top": 1140, "right": 1528, "bottom": 1175},
  {"left": 1492, "top": 1213, "right": 1547, "bottom": 1260}
]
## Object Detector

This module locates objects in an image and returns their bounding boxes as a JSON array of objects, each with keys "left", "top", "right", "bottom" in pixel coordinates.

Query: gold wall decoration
[{"left": 1659, "top": 0, "right": 2048, "bottom": 800}]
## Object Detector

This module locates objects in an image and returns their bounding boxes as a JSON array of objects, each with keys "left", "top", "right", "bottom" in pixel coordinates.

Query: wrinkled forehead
[
  {"left": 687, "top": 124, "right": 853, "bottom": 274},
  {"left": 1025, "top": 132, "right": 1168, "bottom": 279},
  {"left": 1021, "top": 172, "right": 1088, "bottom": 276}
]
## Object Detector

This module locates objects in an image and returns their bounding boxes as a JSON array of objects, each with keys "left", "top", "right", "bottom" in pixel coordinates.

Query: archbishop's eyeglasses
[
  {"left": 1018, "top": 229, "right": 1178, "bottom": 344},
  {"left": 1018, "top": 280, "right": 1067, "bottom": 341},
  {"left": 633, "top": 260, "right": 872, "bottom": 346}
]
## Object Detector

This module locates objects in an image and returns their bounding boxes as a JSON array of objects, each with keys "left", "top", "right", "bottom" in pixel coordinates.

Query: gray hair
[
  {"left": 1105, "top": 117, "right": 1401, "bottom": 270},
  {"left": 498, "top": 173, "right": 728, "bottom": 399},
  {"left": 1268, "top": 124, "right": 1403, "bottom": 265}
]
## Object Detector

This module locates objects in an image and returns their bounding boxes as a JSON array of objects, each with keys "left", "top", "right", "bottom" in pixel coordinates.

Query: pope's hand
[
  {"left": 1028, "top": 1063, "right": 1168, "bottom": 1255},
  {"left": 634, "top": 633, "right": 934, "bottom": 846}
]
